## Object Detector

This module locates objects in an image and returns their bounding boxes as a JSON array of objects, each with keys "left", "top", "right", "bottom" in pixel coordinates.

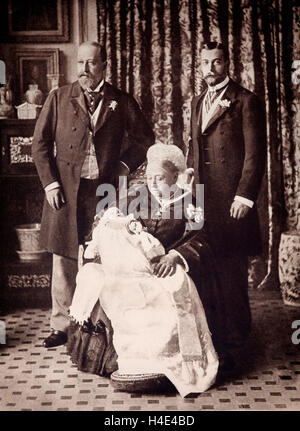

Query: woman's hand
[{"left": 151, "top": 250, "right": 182, "bottom": 278}]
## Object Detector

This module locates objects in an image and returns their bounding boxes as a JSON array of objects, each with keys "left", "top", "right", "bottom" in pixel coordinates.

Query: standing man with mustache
[
  {"left": 32, "top": 41, "right": 154, "bottom": 348},
  {"left": 188, "top": 42, "right": 266, "bottom": 369}
]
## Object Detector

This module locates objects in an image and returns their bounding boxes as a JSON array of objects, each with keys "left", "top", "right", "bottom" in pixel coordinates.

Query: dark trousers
[{"left": 215, "top": 254, "right": 251, "bottom": 351}]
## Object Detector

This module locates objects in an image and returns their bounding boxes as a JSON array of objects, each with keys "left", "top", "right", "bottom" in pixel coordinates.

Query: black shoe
[
  {"left": 218, "top": 353, "right": 235, "bottom": 373},
  {"left": 43, "top": 330, "right": 68, "bottom": 348}
]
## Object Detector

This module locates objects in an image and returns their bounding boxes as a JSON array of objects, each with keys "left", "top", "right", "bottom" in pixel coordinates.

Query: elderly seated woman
[{"left": 66, "top": 144, "right": 225, "bottom": 397}]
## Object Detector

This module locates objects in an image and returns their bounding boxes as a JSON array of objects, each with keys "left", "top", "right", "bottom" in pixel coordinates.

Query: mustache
[{"left": 79, "top": 73, "right": 92, "bottom": 78}]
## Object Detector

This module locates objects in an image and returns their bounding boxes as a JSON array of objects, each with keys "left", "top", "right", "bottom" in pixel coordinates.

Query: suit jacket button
[
  {"left": 70, "top": 145, "right": 73, "bottom": 149},
  {"left": 72, "top": 126, "right": 76, "bottom": 131}
]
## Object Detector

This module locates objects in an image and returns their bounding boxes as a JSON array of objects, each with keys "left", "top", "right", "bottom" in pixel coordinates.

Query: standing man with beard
[
  {"left": 32, "top": 41, "right": 154, "bottom": 348},
  {"left": 188, "top": 42, "right": 266, "bottom": 368}
]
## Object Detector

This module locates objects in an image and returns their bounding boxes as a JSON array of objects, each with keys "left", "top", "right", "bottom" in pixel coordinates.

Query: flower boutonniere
[
  {"left": 109, "top": 100, "right": 118, "bottom": 111},
  {"left": 218, "top": 99, "right": 231, "bottom": 108}
]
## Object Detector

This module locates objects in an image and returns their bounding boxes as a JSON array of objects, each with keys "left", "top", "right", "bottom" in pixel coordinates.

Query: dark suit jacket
[
  {"left": 32, "top": 81, "right": 154, "bottom": 259},
  {"left": 187, "top": 79, "right": 266, "bottom": 256}
]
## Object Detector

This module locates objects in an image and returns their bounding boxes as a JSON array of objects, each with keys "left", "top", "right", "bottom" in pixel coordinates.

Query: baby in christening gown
[{"left": 69, "top": 207, "right": 218, "bottom": 397}]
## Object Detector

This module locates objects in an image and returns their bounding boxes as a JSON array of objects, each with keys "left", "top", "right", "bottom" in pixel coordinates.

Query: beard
[
  {"left": 78, "top": 74, "right": 97, "bottom": 90},
  {"left": 204, "top": 74, "right": 226, "bottom": 86}
]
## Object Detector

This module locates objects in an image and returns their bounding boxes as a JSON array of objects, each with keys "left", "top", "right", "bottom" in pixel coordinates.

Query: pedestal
[
  {"left": 0, "top": 256, "right": 52, "bottom": 313},
  {"left": 278, "top": 230, "right": 300, "bottom": 307}
]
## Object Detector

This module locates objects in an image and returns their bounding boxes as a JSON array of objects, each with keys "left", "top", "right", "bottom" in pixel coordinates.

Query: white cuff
[
  {"left": 234, "top": 195, "right": 254, "bottom": 208},
  {"left": 169, "top": 249, "right": 189, "bottom": 273},
  {"left": 120, "top": 161, "right": 130, "bottom": 174},
  {"left": 45, "top": 181, "right": 60, "bottom": 192}
]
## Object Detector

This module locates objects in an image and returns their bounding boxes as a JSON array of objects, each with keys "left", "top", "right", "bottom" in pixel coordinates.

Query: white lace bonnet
[{"left": 146, "top": 143, "right": 186, "bottom": 173}]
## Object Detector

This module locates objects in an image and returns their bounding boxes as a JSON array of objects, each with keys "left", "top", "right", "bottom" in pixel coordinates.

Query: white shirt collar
[{"left": 207, "top": 75, "right": 229, "bottom": 92}]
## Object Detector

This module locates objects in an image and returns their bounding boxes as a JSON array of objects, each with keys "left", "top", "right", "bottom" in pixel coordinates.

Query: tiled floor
[{"left": 0, "top": 290, "right": 299, "bottom": 411}]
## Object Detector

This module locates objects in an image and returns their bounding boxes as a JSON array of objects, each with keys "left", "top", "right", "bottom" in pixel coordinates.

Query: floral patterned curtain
[{"left": 97, "top": 0, "right": 299, "bottom": 289}]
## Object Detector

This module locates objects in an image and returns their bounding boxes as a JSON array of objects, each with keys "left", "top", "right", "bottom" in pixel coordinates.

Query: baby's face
[{"left": 128, "top": 220, "right": 142, "bottom": 234}]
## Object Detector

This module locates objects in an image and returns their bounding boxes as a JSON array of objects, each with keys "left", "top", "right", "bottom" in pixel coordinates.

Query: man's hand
[
  {"left": 230, "top": 201, "right": 250, "bottom": 219},
  {"left": 46, "top": 188, "right": 66, "bottom": 211},
  {"left": 151, "top": 251, "right": 182, "bottom": 278}
]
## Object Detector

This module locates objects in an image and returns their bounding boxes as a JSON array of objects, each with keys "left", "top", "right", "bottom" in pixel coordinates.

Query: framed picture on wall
[
  {"left": 0, "top": 0, "right": 70, "bottom": 43},
  {"left": 15, "top": 48, "right": 60, "bottom": 103}
]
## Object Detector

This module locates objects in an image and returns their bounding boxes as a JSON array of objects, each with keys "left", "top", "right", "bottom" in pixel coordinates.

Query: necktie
[
  {"left": 85, "top": 90, "right": 103, "bottom": 114},
  {"left": 204, "top": 85, "right": 228, "bottom": 113},
  {"left": 205, "top": 90, "right": 217, "bottom": 113}
]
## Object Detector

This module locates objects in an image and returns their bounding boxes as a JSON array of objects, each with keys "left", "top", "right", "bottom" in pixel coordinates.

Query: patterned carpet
[{"left": 0, "top": 290, "right": 299, "bottom": 411}]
